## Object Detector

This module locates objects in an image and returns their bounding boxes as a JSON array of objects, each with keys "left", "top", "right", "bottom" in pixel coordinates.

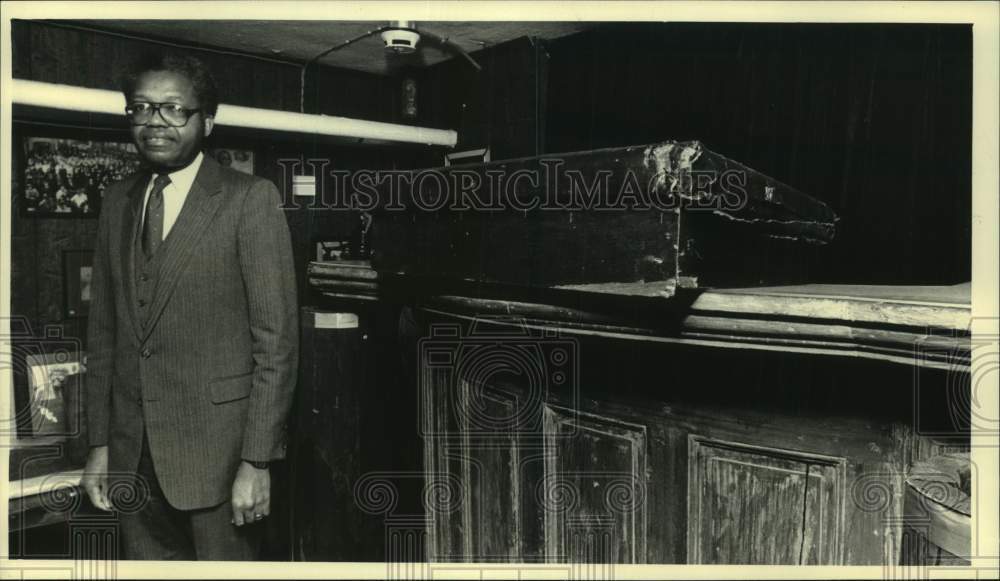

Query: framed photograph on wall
[
  {"left": 63, "top": 250, "right": 94, "bottom": 318},
  {"left": 210, "top": 148, "right": 254, "bottom": 175},
  {"left": 21, "top": 136, "right": 141, "bottom": 217}
]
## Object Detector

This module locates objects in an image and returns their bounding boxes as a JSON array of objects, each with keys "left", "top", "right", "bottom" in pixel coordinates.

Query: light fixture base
[{"left": 381, "top": 27, "right": 420, "bottom": 54}]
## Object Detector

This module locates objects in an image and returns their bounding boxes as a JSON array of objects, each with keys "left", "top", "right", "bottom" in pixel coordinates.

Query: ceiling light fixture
[
  {"left": 299, "top": 20, "right": 482, "bottom": 114},
  {"left": 381, "top": 21, "right": 420, "bottom": 54}
]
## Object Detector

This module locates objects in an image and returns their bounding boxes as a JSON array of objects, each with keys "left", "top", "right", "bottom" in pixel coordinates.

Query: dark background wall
[
  {"left": 409, "top": 22, "right": 972, "bottom": 285},
  {"left": 544, "top": 23, "right": 972, "bottom": 286},
  {"left": 416, "top": 35, "right": 547, "bottom": 159}
]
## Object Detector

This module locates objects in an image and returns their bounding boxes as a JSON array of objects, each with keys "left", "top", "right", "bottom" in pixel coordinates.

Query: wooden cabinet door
[
  {"left": 542, "top": 405, "right": 648, "bottom": 565},
  {"left": 687, "top": 436, "right": 846, "bottom": 564}
]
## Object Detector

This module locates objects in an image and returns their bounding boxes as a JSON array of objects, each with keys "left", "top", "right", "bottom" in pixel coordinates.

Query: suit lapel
[
  {"left": 139, "top": 156, "right": 226, "bottom": 343},
  {"left": 122, "top": 171, "right": 150, "bottom": 345}
]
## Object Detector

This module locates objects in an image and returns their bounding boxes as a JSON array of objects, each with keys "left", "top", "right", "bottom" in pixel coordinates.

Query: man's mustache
[{"left": 139, "top": 131, "right": 176, "bottom": 140}]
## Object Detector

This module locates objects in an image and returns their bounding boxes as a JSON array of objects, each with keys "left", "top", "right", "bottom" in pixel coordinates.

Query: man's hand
[
  {"left": 81, "top": 446, "right": 112, "bottom": 511},
  {"left": 231, "top": 461, "right": 270, "bottom": 526}
]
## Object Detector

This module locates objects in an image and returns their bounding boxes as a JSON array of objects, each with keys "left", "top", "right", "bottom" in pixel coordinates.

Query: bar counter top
[{"left": 308, "top": 261, "right": 971, "bottom": 371}]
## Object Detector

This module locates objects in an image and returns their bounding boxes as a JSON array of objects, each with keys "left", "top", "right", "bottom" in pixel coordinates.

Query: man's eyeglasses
[{"left": 125, "top": 102, "right": 202, "bottom": 127}]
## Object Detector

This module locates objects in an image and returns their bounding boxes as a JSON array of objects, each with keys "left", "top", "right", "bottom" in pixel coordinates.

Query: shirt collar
[{"left": 153, "top": 151, "right": 204, "bottom": 195}]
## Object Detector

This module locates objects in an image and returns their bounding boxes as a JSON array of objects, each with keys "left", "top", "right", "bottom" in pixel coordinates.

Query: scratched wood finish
[
  {"left": 460, "top": 387, "right": 522, "bottom": 561},
  {"left": 411, "top": 290, "right": 971, "bottom": 371},
  {"left": 304, "top": 277, "right": 968, "bottom": 564},
  {"left": 421, "top": 354, "right": 550, "bottom": 561},
  {"left": 421, "top": 359, "right": 460, "bottom": 559},
  {"left": 415, "top": 309, "right": 960, "bottom": 564},
  {"left": 687, "top": 437, "right": 845, "bottom": 564},
  {"left": 543, "top": 406, "right": 647, "bottom": 564}
]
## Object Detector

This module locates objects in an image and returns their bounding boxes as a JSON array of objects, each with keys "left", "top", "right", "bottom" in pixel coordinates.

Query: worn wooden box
[{"left": 370, "top": 141, "right": 837, "bottom": 296}]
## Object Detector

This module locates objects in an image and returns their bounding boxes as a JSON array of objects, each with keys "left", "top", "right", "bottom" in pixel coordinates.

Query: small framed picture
[
  {"left": 63, "top": 250, "right": 94, "bottom": 318},
  {"left": 211, "top": 148, "right": 254, "bottom": 175},
  {"left": 316, "top": 240, "right": 349, "bottom": 262},
  {"left": 25, "top": 352, "right": 84, "bottom": 440}
]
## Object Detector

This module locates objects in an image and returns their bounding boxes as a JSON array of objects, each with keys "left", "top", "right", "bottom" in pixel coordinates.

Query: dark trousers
[{"left": 117, "top": 433, "right": 261, "bottom": 560}]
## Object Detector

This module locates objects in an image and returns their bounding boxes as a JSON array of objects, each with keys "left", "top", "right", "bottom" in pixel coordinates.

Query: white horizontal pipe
[
  {"left": 12, "top": 79, "right": 458, "bottom": 147},
  {"left": 8, "top": 469, "right": 82, "bottom": 500}
]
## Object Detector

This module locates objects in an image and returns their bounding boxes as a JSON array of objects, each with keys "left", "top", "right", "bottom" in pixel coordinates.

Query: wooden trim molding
[{"left": 309, "top": 261, "right": 971, "bottom": 371}]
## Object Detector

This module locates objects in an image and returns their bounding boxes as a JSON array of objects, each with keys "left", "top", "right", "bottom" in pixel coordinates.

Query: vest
[{"left": 133, "top": 205, "right": 172, "bottom": 329}]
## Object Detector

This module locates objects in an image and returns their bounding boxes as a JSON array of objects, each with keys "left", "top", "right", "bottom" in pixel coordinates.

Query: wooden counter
[
  {"left": 299, "top": 262, "right": 971, "bottom": 565},
  {"left": 419, "top": 282, "right": 971, "bottom": 372}
]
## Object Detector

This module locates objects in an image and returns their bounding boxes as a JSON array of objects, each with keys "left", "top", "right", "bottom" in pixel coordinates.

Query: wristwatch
[{"left": 244, "top": 459, "right": 270, "bottom": 469}]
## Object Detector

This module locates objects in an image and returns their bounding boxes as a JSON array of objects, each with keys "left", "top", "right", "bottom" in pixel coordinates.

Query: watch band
[{"left": 245, "top": 459, "right": 270, "bottom": 469}]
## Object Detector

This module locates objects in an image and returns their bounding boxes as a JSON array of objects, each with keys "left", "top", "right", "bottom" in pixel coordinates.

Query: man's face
[{"left": 129, "top": 70, "right": 214, "bottom": 171}]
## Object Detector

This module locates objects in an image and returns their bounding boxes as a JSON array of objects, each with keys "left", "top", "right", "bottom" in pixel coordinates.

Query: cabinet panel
[
  {"left": 426, "top": 376, "right": 540, "bottom": 562},
  {"left": 459, "top": 387, "right": 522, "bottom": 561},
  {"left": 295, "top": 307, "right": 371, "bottom": 560},
  {"left": 295, "top": 304, "right": 424, "bottom": 562},
  {"left": 415, "top": 312, "right": 942, "bottom": 565},
  {"left": 543, "top": 406, "right": 647, "bottom": 564},
  {"left": 687, "top": 437, "right": 845, "bottom": 565}
]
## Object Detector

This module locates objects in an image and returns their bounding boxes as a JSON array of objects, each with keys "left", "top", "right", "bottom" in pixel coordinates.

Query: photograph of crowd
[{"left": 22, "top": 137, "right": 141, "bottom": 216}]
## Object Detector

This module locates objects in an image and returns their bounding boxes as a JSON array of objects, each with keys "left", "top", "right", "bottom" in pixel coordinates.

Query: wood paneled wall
[
  {"left": 416, "top": 36, "right": 546, "bottom": 160},
  {"left": 545, "top": 23, "right": 972, "bottom": 286}
]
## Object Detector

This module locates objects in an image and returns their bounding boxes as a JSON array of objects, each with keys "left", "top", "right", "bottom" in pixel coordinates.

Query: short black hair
[{"left": 120, "top": 52, "right": 220, "bottom": 117}]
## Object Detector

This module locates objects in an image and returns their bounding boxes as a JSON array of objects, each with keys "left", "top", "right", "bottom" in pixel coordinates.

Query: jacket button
[
  {"left": 138, "top": 299, "right": 147, "bottom": 307},
  {"left": 141, "top": 348, "right": 152, "bottom": 358},
  {"left": 140, "top": 273, "right": 150, "bottom": 282},
  {"left": 137, "top": 397, "right": 143, "bottom": 407}
]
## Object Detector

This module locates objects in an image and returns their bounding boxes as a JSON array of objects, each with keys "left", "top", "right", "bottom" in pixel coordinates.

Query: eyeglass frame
[{"left": 125, "top": 101, "right": 204, "bottom": 128}]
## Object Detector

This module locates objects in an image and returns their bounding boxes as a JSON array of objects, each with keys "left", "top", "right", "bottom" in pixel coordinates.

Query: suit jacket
[{"left": 85, "top": 155, "right": 299, "bottom": 510}]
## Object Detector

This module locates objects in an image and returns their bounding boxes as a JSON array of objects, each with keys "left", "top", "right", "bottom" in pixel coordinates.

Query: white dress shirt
[{"left": 140, "top": 151, "right": 205, "bottom": 240}]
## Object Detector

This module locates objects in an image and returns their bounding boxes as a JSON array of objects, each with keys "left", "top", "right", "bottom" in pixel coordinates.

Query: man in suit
[{"left": 81, "top": 53, "right": 298, "bottom": 560}]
